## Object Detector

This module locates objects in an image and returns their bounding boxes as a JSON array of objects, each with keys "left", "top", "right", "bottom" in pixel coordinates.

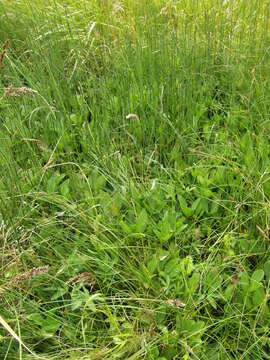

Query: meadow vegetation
[{"left": 0, "top": 1, "right": 270, "bottom": 358}]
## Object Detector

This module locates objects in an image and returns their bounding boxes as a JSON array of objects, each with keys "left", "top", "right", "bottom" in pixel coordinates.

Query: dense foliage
[{"left": 0, "top": 1, "right": 270, "bottom": 359}]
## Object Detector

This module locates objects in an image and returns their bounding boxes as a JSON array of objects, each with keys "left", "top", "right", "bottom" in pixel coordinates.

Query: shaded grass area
[{"left": 0, "top": 1, "right": 270, "bottom": 359}]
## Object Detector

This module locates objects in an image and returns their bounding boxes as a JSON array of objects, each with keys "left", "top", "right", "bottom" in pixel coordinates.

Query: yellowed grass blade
[{"left": 0, "top": 314, "right": 42, "bottom": 359}]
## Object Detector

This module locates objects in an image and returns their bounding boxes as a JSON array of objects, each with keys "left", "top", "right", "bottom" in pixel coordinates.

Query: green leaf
[
  {"left": 164, "top": 258, "right": 179, "bottom": 278},
  {"left": 200, "top": 198, "right": 209, "bottom": 214},
  {"left": 187, "top": 272, "right": 200, "bottom": 296},
  {"left": 239, "top": 272, "right": 250, "bottom": 294},
  {"left": 46, "top": 174, "right": 65, "bottom": 193},
  {"left": 210, "top": 201, "right": 219, "bottom": 215},
  {"left": 60, "top": 179, "right": 70, "bottom": 198},
  {"left": 120, "top": 220, "right": 131, "bottom": 234},
  {"left": 136, "top": 209, "right": 148, "bottom": 233},
  {"left": 40, "top": 317, "right": 61, "bottom": 337},
  {"left": 28, "top": 313, "right": 44, "bottom": 326},
  {"left": 208, "top": 296, "right": 217, "bottom": 309},
  {"left": 28, "top": 312, "right": 61, "bottom": 338},
  {"left": 66, "top": 252, "right": 88, "bottom": 276},
  {"left": 180, "top": 256, "right": 193, "bottom": 276},
  {"left": 51, "top": 285, "right": 68, "bottom": 300},
  {"left": 178, "top": 195, "right": 193, "bottom": 217},
  {"left": 191, "top": 198, "right": 202, "bottom": 216},
  {"left": 154, "top": 226, "right": 172, "bottom": 243},
  {"left": 147, "top": 255, "right": 158, "bottom": 275},
  {"left": 154, "top": 211, "right": 178, "bottom": 242},
  {"left": 145, "top": 345, "right": 159, "bottom": 359},
  {"left": 224, "top": 284, "right": 235, "bottom": 302},
  {"left": 71, "top": 287, "right": 103, "bottom": 312},
  {"left": 252, "top": 286, "right": 265, "bottom": 307},
  {"left": 251, "top": 269, "right": 264, "bottom": 284},
  {"left": 239, "top": 238, "right": 249, "bottom": 252},
  {"left": 178, "top": 318, "right": 205, "bottom": 346},
  {"left": 71, "top": 287, "right": 89, "bottom": 310}
]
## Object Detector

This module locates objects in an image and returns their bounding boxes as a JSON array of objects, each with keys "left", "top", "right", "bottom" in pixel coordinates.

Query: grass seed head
[
  {"left": 3, "top": 84, "right": 37, "bottom": 97},
  {"left": 0, "top": 39, "right": 9, "bottom": 67}
]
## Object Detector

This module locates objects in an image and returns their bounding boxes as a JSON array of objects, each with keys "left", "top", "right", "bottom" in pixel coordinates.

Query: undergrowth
[{"left": 0, "top": 1, "right": 270, "bottom": 359}]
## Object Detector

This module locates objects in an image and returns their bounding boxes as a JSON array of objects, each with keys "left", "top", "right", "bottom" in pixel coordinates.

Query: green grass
[{"left": 0, "top": 0, "right": 270, "bottom": 358}]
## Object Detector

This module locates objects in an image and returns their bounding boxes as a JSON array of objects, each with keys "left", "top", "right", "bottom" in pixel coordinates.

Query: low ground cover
[{"left": 0, "top": 1, "right": 270, "bottom": 359}]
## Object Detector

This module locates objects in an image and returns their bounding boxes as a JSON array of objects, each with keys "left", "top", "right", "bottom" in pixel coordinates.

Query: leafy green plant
[{"left": 0, "top": 0, "right": 270, "bottom": 359}]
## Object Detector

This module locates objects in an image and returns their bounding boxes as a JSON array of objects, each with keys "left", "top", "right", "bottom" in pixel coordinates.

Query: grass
[{"left": 0, "top": 0, "right": 270, "bottom": 358}]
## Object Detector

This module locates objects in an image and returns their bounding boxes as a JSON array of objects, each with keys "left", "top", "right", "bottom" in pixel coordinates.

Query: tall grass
[{"left": 0, "top": 1, "right": 270, "bottom": 359}]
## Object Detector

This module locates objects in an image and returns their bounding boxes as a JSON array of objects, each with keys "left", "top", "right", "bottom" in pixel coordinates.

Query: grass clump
[{"left": 0, "top": 0, "right": 270, "bottom": 359}]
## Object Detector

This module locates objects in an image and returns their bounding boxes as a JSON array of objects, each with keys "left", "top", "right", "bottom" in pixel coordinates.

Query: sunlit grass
[{"left": 0, "top": 0, "right": 270, "bottom": 359}]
